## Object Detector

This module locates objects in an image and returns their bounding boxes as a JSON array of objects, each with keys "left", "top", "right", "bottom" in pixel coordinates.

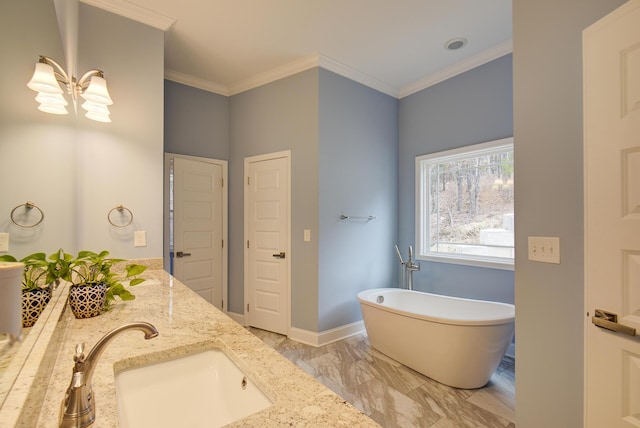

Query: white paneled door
[
  {"left": 584, "top": 1, "right": 640, "bottom": 426},
  {"left": 245, "top": 151, "right": 290, "bottom": 335},
  {"left": 173, "top": 156, "right": 225, "bottom": 309}
]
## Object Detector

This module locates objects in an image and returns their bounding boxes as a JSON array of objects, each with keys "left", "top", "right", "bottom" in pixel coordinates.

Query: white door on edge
[
  {"left": 245, "top": 152, "right": 290, "bottom": 335},
  {"left": 584, "top": 1, "right": 640, "bottom": 426},
  {"left": 173, "top": 156, "right": 224, "bottom": 309}
]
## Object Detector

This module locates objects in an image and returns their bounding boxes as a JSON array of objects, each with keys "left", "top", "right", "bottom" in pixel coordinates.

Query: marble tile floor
[{"left": 248, "top": 328, "right": 515, "bottom": 428}]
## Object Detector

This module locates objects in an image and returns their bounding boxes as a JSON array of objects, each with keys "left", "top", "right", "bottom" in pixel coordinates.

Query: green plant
[
  {"left": 0, "top": 249, "right": 73, "bottom": 291},
  {"left": 71, "top": 250, "right": 147, "bottom": 310}
]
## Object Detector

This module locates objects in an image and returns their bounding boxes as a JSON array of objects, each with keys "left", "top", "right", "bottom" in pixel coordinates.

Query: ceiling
[{"left": 82, "top": 0, "right": 512, "bottom": 98}]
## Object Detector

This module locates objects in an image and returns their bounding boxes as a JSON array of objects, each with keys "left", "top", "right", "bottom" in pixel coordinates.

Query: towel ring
[
  {"left": 107, "top": 205, "right": 133, "bottom": 227},
  {"left": 10, "top": 201, "right": 45, "bottom": 228}
]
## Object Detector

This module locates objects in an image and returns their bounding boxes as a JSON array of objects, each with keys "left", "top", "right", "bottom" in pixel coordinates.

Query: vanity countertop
[{"left": 25, "top": 270, "right": 378, "bottom": 427}]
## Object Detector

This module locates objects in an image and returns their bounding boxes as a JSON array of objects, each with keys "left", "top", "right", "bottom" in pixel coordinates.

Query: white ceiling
[{"left": 82, "top": 0, "right": 512, "bottom": 98}]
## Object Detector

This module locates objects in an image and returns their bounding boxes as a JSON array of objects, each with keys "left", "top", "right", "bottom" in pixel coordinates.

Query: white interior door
[
  {"left": 173, "top": 156, "right": 226, "bottom": 309},
  {"left": 584, "top": 1, "right": 640, "bottom": 426},
  {"left": 245, "top": 151, "right": 290, "bottom": 335}
]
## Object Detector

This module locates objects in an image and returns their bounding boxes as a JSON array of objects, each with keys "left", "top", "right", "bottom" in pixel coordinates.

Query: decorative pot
[
  {"left": 68, "top": 283, "right": 107, "bottom": 319},
  {"left": 21, "top": 287, "right": 52, "bottom": 328}
]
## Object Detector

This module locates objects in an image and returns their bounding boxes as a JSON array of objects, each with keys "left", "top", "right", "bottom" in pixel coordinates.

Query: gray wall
[
  {"left": 0, "top": 1, "right": 164, "bottom": 259},
  {"left": 75, "top": 5, "right": 164, "bottom": 258},
  {"left": 229, "top": 69, "right": 320, "bottom": 329},
  {"left": 0, "top": 0, "right": 76, "bottom": 255},
  {"left": 513, "top": 1, "right": 627, "bottom": 426},
  {"left": 164, "top": 80, "right": 229, "bottom": 160},
  {"left": 168, "top": 67, "right": 399, "bottom": 333},
  {"left": 318, "top": 69, "right": 398, "bottom": 331},
  {"left": 398, "top": 55, "right": 514, "bottom": 305}
]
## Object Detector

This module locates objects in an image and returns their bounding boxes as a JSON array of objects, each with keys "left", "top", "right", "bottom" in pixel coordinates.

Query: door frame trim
[
  {"left": 244, "top": 150, "right": 292, "bottom": 335},
  {"left": 164, "top": 152, "right": 228, "bottom": 312}
]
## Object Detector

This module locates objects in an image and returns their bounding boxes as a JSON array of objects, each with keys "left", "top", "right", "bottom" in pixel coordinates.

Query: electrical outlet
[
  {"left": 134, "top": 231, "right": 146, "bottom": 247},
  {"left": 528, "top": 236, "right": 560, "bottom": 264},
  {"left": 0, "top": 233, "right": 8, "bottom": 252}
]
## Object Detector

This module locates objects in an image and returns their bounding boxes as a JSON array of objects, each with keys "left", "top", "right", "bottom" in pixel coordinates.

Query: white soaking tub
[{"left": 357, "top": 288, "right": 514, "bottom": 389}]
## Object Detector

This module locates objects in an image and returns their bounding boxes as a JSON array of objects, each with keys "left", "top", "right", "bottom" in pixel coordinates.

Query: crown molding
[
  {"left": 226, "top": 53, "right": 398, "bottom": 97},
  {"left": 80, "top": 0, "right": 176, "bottom": 31},
  {"left": 317, "top": 56, "right": 399, "bottom": 97},
  {"left": 165, "top": 69, "right": 230, "bottom": 96},
  {"left": 227, "top": 54, "right": 321, "bottom": 96},
  {"left": 164, "top": 42, "right": 512, "bottom": 99},
  {"left": 398, "top": 39, "right": 513, "bottom": 98}
]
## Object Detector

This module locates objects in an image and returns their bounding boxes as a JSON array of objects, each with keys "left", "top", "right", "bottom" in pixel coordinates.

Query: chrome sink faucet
[{"left": 59, "top": 322, "right": 159, "bottom": 428}]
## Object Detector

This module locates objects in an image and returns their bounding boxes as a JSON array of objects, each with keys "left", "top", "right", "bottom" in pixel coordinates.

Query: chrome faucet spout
[
  {"left": 59, "top": 322, "right": 159, "bottom": 428},
  {"left": 83, "top": 322, "right": 158, "bottom": 385}
]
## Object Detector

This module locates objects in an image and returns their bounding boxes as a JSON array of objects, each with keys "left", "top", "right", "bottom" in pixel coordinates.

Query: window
[{"left": 415, "top": 138, "right": 514, "bottom": 270}]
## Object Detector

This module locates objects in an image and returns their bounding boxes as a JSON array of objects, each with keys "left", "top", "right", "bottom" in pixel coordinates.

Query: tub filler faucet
[
  {"left": 59, "top": 322, "right": 159, "bottom": 428},
  {"left": 395, "top": 245, "right": 421, "bottom": 290}
]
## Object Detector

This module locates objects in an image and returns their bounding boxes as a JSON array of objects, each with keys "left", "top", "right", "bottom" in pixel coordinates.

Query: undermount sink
[{"left": 115, "top": 348, "right": 274, "bottom": 428}]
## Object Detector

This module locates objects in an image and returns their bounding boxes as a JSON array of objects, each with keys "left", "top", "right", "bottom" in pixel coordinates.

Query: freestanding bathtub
[{"left": 357, "top": 288, "right": 514, "bottom": 389}]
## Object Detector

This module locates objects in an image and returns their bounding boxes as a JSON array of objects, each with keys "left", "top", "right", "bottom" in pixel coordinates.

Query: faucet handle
[{"left": 73, "top": 343, "right": 85, "bottom": 363}]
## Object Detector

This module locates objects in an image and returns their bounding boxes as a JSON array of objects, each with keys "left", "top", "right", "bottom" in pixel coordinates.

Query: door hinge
[
  {"left": 247, "top": 303, "right": 250, "bottom": 312},
  {"left": 247, "top": 240, "right": 250, "bottom": 249},
  {"left": 221, "top": 178, "right": 224, "bottom": 187},
  {"left": 222, "top": 239, "right": 224, "bottom": 248},
  {"left": 247, "top": 176, "right": 250, "bottom": 185},
  {"left": 221, "top": 300, "right": 224, "bottom": 310}
]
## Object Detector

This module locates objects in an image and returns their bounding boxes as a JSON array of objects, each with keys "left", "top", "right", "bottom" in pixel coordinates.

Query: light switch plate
[
  {"left": 0, "top": 233, "right": 9, "bottom": 252},
  {"left": 303, "top": 229, "right": 311, "bottom": 242},
  {"left": 528, "top": 236, "right": 560, "bottom": 264},
  {"left": 134, "top": 231, "right": 146, "bottom": 247}
]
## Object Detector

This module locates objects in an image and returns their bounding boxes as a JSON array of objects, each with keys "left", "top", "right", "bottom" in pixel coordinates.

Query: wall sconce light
[{"left": 27, "top": 55, "right": 113, "bottom": 123}]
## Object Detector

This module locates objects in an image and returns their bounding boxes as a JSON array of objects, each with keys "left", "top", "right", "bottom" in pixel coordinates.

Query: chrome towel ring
[
  {"left": 107, "top": 205, "right": 133, "bottom": 227},
  {"left": 10, "top": 201, "right": 44, "bottom": 228}
]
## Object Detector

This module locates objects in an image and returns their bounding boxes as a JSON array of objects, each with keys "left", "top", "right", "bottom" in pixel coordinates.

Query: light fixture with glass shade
[{"left": 27, "top": 55, "right": 113, "bottom": 123}]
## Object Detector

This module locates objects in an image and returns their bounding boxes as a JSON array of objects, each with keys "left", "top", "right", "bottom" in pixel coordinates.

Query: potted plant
[
  {"left": 68, "top": 250, "right": 147, "bottom": 319},
  {"left": 0, "top": 249, "right": 73, "bottom": 327}
]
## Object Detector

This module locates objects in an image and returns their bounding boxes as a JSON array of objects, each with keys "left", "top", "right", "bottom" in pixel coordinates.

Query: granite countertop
[{"left": 25, "top": 270, "right": 378, "bottom": 427}]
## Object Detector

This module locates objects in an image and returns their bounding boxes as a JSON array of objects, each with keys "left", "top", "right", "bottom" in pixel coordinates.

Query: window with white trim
[{"left": 416, "top": 138, "right": 514, "bottom": 270}]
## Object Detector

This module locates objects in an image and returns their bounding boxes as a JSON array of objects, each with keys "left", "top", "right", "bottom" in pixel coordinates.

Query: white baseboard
[
  {"left": 226, "top": 311, "right": 245, "bottom": 325},
  {"left": 289, "top": 320, "right": 365, "bottom": 347},
  {"left": 227, "top": 313, "right": 365, "bottom": 348}
]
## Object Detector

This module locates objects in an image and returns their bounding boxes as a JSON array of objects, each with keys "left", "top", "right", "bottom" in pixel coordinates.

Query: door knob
[
  {"left": 176, "top": 251, "right": 191, "bottom": 258},
  {"left": 272, "top": 252, "right": 286, "bottom": 259}
]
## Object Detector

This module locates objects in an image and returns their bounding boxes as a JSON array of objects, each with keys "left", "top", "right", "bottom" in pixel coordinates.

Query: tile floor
[{"left": 248, "top": 328, "right": 515, "bottom": 428}]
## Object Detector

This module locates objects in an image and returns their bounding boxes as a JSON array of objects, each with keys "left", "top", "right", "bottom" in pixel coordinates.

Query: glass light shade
[
  {"left": 85, "top": 111, "right": 112, "bottom": 123},
  {"left": 81, "top": 76, "right": 113, "bottom": 105},
  {"left": 81, "top": 100, "right": 110, "bottom": 114},
  {"left": 27, "top": 62, "right": 64, "bottom": 94},
  {"left": 38, "top": 103, "right": 68, "bottom": 115},
  {"left": 36, "top": 93, "right": 68, "bottom": 106}
]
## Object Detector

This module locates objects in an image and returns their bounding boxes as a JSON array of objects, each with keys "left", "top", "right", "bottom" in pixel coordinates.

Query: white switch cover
[
  {"left": 0, "top": 233, "right": 8, "bottom": 252},
  {"left": 528, "top": 236, "right": 560, "bottom": 264},
  {"left": 303, "top": 229, "right": 311, "bottom": 242},
  {"left": 134, "top": 231, "right": 147, "bottom": 247}
]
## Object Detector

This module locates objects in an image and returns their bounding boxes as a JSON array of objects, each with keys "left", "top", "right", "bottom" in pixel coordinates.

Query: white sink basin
[{"left": 115, "top": 348, "right": 273, "bottom": 428}]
